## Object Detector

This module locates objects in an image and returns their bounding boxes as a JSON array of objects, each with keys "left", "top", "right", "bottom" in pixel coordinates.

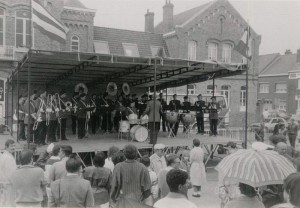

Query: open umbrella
[{"left": 215, "top": 149, "right": 296, "bottom": 187}]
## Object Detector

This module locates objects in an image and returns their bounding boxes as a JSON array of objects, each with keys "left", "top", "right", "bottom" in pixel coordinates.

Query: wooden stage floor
[{"left": 1, "top": 131, "right": 243, "bottom": 154}]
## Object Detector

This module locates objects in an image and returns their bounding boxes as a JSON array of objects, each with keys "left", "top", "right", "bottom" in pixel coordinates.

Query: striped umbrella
[{"left": 215, "top": 149, "right": 296, "bottom": 187}]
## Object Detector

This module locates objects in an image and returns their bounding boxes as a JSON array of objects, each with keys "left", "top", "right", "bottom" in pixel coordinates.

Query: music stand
[{"left": 167, "top": 121, "right": 176, "bottom": 138}]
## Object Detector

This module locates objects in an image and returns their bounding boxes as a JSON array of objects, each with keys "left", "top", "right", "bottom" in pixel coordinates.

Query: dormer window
[
  {"left": 94, "top": 41, "right": 110, "bottom": 54},
  {"left": 151, "top": 46, "right": 165, "bottom": 57},
  {"left": 122, "top": 43, "right": 139, "bottom": 57}
]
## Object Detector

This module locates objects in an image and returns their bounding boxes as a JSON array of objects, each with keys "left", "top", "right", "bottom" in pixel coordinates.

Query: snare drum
[
  {"left": 128, "top": 113, "right": 138, "bottom": 124},
  {"left": 180, "top": 113, "right": 196, "bottom": 124},
  {"left": 130, "top": 125, "right": 148, "bottom": 142},
  {"left": 165, "top": 112, "right": 179, "bottom": 124},
  {"left": 140, "top": 115, "right": 149, "bottom": 124},
  {"left": 119, "top": 121, "right": 130, "bottom": 133}
]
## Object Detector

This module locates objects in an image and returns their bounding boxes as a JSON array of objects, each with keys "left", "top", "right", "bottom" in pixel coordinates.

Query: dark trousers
[
  {"left": 196, "top": 115, "right": 204, "bottom": 133},
  {"left": 25, "top": 124, "right": 34, "bottom": 142},
  {"left": 170, "top": 121, "right": 179, "bottom": 136},
  {"left": 102, "top": 111, "right": 112, "bottom": 132},
  {"left": 78, "top": 118, "right": 86, "bottom": 139},
  {"left": 90, "top": 114, "right": 98, "bottom": 134},
  {"left": 210, "top": 119, "right": 218, "bottom": 135},
  {"left": 36, "top": 121, "right": 47, "bottom": 144},
  {"left": 160, "top": 114, "right": 167, "bottom": 132},
  {"left": 48, "top": 120, "right": 58, "bottom": 142},
  {"left": 288, "top": 134, "right": 297, "bottom": 148},
  {"left": 71, "top": 115, "right": 77, "bottom": 134},
  {"left": 149, "top": 122, "right": 160, "bottom": 145},
  {"left": 57, "top": 118, "right": 67, "bottom": 140},
  {"left": 18, "top": 120, "right": 26, "bottom": 140}
]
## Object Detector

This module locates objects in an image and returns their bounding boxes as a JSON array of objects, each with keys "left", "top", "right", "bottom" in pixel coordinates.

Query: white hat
[
  {"left": 47, "top": 143, "right": 55, "bottom": 153},
  {"left": 252, "top": 142, "right": 274, "bottom": 151},
  {"left": 154, "top": 144, "right": 165, "bottom": 150}
]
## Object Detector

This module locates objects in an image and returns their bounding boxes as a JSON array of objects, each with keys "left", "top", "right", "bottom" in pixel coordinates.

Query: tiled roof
[
  {"left": 155, "top": 2, "right": 213, "bottom": 34},
  {"left": 63, "top": 0, "right": 87, "bottom": 9},
  {"left": 258, "top": 53, "right": 280, "bottom": 73},
  {"left": 93, "top": 26, "right": 169, "bottom": 57},
  {"left": 259, "top": 53, "right": 297, "bottom": 76}
]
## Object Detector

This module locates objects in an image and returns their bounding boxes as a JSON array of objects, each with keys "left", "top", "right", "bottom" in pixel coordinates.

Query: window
[
  {"left": 221, "top": 85, "right": 231, "bottom": 105},
  {"left": 222, "top": 44, "right": 231, "bottom": 63},
  {"left": 71, "top": 36, "right": 79, "bottom": 52},
  {"left": 0, "top": 8, "right": 4, "bottom": 45},
  {"left": 123, "top": 43, "right": 139, "bottom": 57},
  {"left": 208, "top": 42, "right": 218, "bottom": 60},
  {"left": 240, "top": 86, "right": 246, "bottom": 111},
  {"left": 187, "top": 84, "right": 196, "bottom": 95},
  {"left": 275, "top": 83, "right": 287, "bottom": 93},
  {"left": 278, "top": 100, "right": 286, "bottom": 111},
  {"left": 207, "top": 84, "right": 217, "bottom": 94},
  {"left": 151, "top": 46, "right": 165, "bottom": 57},
  {"left": 94, "top": 41, "right": 110, "bottom": 54},
  {"left": 188, "top": 41, "right": 197, "bottom": 61},
  {"left": 259, "top": 83, "right": 269, "bottom": 93},
  {"left": 15, "top": 10, "right": 31, "bottom": 48}
]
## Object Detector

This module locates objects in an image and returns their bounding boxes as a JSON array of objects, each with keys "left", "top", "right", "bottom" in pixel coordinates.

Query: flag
[
  {"left": 234, "top": 27, "right": 252, "bottom": 60},
  {"left": 32, "top": 0, "right": 68, "bottom": 43}
]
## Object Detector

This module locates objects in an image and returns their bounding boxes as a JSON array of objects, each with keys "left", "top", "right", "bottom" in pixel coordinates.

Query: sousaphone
[
  {"left": 75, "top": 83, "right": 88, "bottom": 94},
  {"left": 122, "top": 82, "right": 130, "bottom": 95},
  {"left": 107, "top": 82, "right": 118, "bottom": 96}
]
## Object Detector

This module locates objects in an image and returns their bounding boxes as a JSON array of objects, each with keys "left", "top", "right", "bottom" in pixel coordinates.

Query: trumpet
[
  {"left": 46, "top": 94, "right": 54, "bottom": 126},
  {"left": 33, "top": 98, "right": 45, "bottom": 131}
]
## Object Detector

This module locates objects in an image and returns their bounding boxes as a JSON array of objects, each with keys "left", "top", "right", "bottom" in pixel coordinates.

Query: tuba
[
  {"left": 75, "top": 83, "right": 88, "bottom": 94},
  {"left": 107, "top": 82, "right": 118, "bottom": 96},
  {"left": 122, "top": 83, "right": 130, "bottom": 95}
]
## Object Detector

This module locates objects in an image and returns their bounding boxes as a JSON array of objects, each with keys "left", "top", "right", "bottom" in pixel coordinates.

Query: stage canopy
[{"left": 8, "top": 49, "right": 247, "bottom": 90}]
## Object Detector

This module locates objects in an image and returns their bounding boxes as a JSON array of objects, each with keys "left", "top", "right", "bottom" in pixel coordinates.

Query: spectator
[
  {"left": 0, "top": 139, "right": 17, "bottom": 207},
  {"left": 269, "top": 135, "right": 287, "bottom": 146},
  {"left": 49, "top": 154, "right": 95, "bottom": 207},
  {"left": 274, "top": 120, "right": 284, "bottom": 136},
  {"left": 11, "top": 149, "right": 47, "bottom": 207},
  {"left": 111, "top": 151, "right": 126, "bottom": 165},
  {"left": 140, "top": 156, "right": 159, "bottom": 206},
  {"left": 110, "top": 144, "right": 151, "bottom": 205},
  {"left": 255, "top": 121, "right": 265, "bottom": 142},
  {"left": 83, "top": 152, "right": 112, "bottom": 208},
  {"left": 224, "top": 183, "right": 265, "bottom": 208},
  {"left": 49, "top": 145, "right": 72, "bottom": 183},
  {"left": 190, "top": 138, "right": 206, "bottom": 197},
  {"left": 154, "top": 169, "right": 195, "bottom": 208},
  {"left": 104, "top": 146, "right": 119, "bottom": 173},
  {"left": 276, "top": 142, "right": 300, "bottom": 170},
  {"left": 158, "top": 153, "right": 181, "bottom": 198},
  {"left": 179, "top": 150, "right": 190, "bottom": 173},
  {"left": 150, "top": 144, "right": 167, "bottom": 175},
  {"left": 45, "top": 144, "right": 61, "bottom": 183},
  {"left": 287, "top": 119, "right": 298, "bottom": 148},
  {"left": 35, "top": 143, "right": 54, "bottom": 171}
]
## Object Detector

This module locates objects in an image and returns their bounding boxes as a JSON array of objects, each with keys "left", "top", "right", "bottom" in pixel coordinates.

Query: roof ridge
[{"left": 93, "top": 26, "right": 164, "bottom": 36}]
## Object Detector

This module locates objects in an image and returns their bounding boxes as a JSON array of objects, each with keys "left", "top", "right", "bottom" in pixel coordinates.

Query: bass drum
[
  {"left": 130, "top": 125, "right": 148, "bottom": 142},
  {"left": 119, "top": 121, "right": 130, "bottom": 133},
  {"left": 128, "top": 113, "right": 138, "bottom": 124},
  {"left": 165, "top": 112, "right": 179, "bottom": 124},
  {"left": 181, "top": 113, "right": 196, "bottom": 125}
]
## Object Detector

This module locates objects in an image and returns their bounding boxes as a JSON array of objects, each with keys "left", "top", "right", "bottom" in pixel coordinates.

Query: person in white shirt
[
  {"left": 103, "top": 145, "right": 119, "bottom": 173},
  {"left": 154, "top": 169, "right": 196, "bottom": 208},
  {"left": 150, "top": 144, "right": 167, "bottom": 175}
]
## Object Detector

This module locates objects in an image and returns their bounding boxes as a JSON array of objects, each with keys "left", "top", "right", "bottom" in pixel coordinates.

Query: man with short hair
[
  {"left": 154, "top": 169, "right": 196, "bottom": 208},
  {"left": 195, "top": 94, "right": 206, "bottom": 134},
  {"left": 110, "top": 144, "right": 151, "bottom": 205},
  {"left": 287, "top": 118, "right": 298, "bottom": 148},
  {"left": 157, "top": 153, "right": 181, "bottom": 198},
  {"left": 150, "top": 144, "right": 167, "bottom": 175},
  {"left": 0, "top": 139, "right": 17, "bottom": 207},
  {"left": 169, "top": 94, "right": 181, "bottom": 136},
  {"left": 48, "top": 145, "right": 72, "bottom": 183},
  {"left": 207, "top": 96, "right": 221, "bottom": 136},
  {"left": 157, "top": 93, "right": 167, "bottom": 132},
  {"left": 11, "top": 149, "right": 46, "bottom": 207}
]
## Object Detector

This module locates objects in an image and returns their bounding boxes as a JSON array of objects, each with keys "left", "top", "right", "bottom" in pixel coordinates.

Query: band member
[
  {"left": 169, "top": 94, "right": 181, "bottom": 136},
  {"left": 89, "top": 93, "right": 98, "bottom": 134},
  {"left": 114, "top": 96, "right": 128, "bottom": 132},
  {"left": 207, "top": 96, "right": 221, "bottom": 136},
  {"left": 34, "top": 91, "right": 47, "bottom": 145},
  {"left": 157, "top": 93, "right": 167, "bottom": 132},
  {"left": 77, "top": 93, "right": 88, "bottom": 139},
  {"left": 129, "top": 94, "right": 138, "bottom": 114},
  {"left": 71, "top": 92, "right": 79, "bottom": 135},
  {"left": 138, "top": 94, "right": 148, "bottom": 118},
  {"left": 17, "top": 95, "right": 26, "bottom": 141},
  {"left": 23, "top": 90, "right": 37, "bottom": 142},
  {"left": 58, "top": 90, "right": 68, "bottom": 140},
  {"left": 47, "top": 94, "right": 58, "bottom": 143},
  {"left": 195, "top": 94, "right": 206, "bottom": 134},
  {"left": 182, "top": 96, "right": 191, "bottom": 133},
  {"left": 101, "top": 92, "right": 113, "bottom": 132}
]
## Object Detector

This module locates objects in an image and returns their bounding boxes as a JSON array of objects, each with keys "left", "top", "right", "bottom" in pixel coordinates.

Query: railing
[
  {"left": 0, "top": 45, "right": 15, "bottom": 60},
  {"left": 217, "top": 127, "right": 255, "bottom": 142}
]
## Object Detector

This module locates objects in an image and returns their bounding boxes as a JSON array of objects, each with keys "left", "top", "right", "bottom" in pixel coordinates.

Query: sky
[{"left": 83, "top": 0, "right": 300, "bottom": 55}]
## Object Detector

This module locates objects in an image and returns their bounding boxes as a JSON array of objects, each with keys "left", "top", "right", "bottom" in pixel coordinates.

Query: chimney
[
  {"left": 145, "top": 9, "right": 154, "bottom": 33},
  {"left": 285, "top": 49, "right": 292, "bottom": 55},
  {"left": 297, "top": 48, "right": 300, "bottom": 63},
  {"left": 163, "top": 0, "right": 174, "bottom": 31}
]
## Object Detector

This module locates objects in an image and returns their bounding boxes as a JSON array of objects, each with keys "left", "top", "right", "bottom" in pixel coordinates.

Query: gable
[
  {"left": 258, "top": 53, "right": 280, "bottom": 74},
  {"left": 260, "top": 54, "right": 297, "bottom": 76}
]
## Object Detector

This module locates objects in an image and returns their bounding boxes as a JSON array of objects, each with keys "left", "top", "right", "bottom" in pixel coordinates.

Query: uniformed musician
[
  {"left": 181, "top": 95, "right": 191, "bottom": 133},
  {"left": 157, "top": 93, "right": 167, "bottom": 132},
  {"left": 138, "top": 94, "right": 148, "bottom": 118},
  {"left": 207, "top": 96, "right": 221, "bottom": 136},
  {"left": 169, "top": 94, "right": 181, "bottom": 136},
  {"left": 89, "top": 93, "right": 98, "bottom": 134},
  {"left": 100, "top": 92, "right": 113, "bottom": 133},
  {"left": 71, "top": 92, "right": 79, "bottom": 135},
  {"left": 17, "top": 95, "right": 26, "bottom": 141},
  {"left": 23, "top": 90, "right": 37, "bottom": 143},
  {"left": 77, "top": 93, "right": 88, "bottom": 139},
  {"left": 47, "top": 94, "right": 58, "bottom": 143},
  {"left": 114, "top": 95, "right": 128, "bottom": 132},
  {"left": 195, "top": 94, "right": 206, "bottom": 134},
  {"left": 58, "top": 90, "right": 68, "bottom": 140},
  {"left": 34, "top": 90, "right": 47, "bottom": 145}
]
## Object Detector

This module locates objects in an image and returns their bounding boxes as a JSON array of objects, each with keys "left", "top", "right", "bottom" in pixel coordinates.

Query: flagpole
[{"left": 244, "top": 24, "right": 250, "bottom": 149}]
